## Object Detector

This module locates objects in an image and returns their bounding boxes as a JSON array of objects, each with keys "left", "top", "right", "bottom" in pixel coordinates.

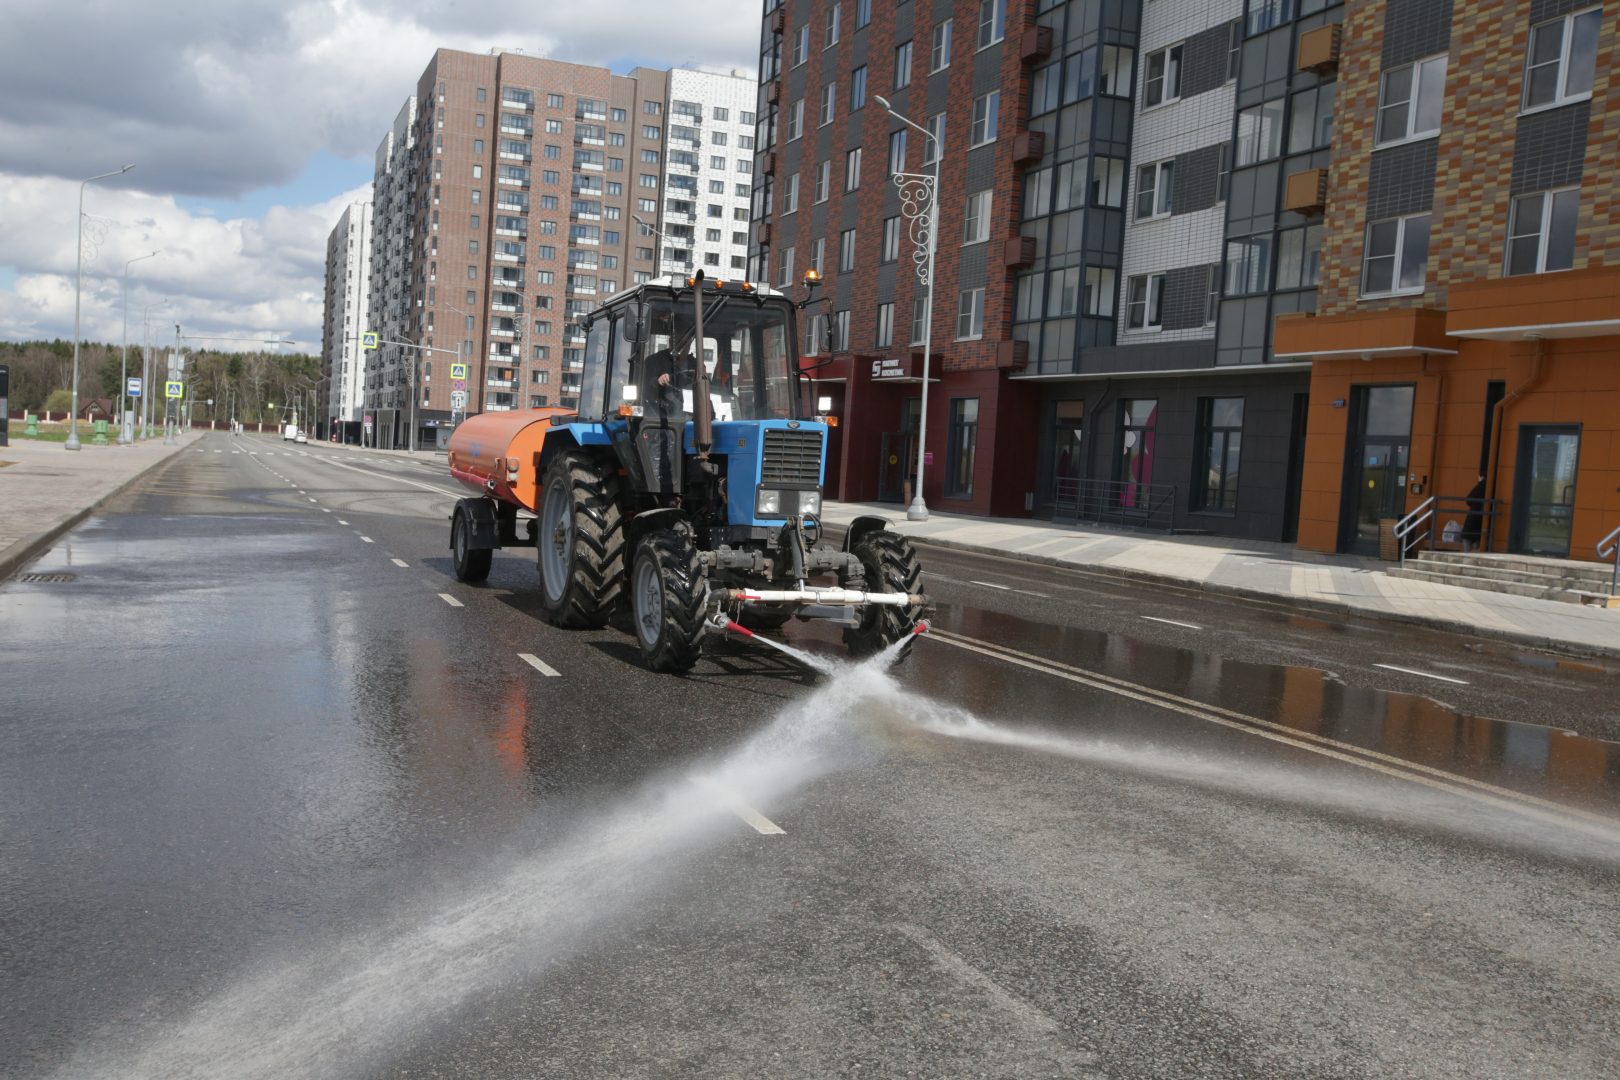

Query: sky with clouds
[{"left": 0, "top": 0, "right": 761, "bottom": 352}]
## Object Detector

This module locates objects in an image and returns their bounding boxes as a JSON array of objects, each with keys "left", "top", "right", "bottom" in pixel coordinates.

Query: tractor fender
[
  {"left": 842, "top": 515, "right": 893, "bottom": 553},
  {"left": 454, "top": 497, "right": 501, "bottom": 551},
  {"left": 627, "top": 506, "right": 689, "bottom": 543}
]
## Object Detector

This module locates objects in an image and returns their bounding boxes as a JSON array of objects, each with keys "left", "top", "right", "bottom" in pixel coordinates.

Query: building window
[
  {"left": 788, "top": 100, "right": 804, "bottom": 140},
  {"left": 895, "top": 40, "right": 913, "bottom": 88},
  {"left": 820, "top": 82, "right": 836, "bottom": 126},
  {"left": 811, "top": 237, "right": 825, "bottom": 275},
  {"left": 1085, "top": 267, "right": 1117, "bottom": 317},
  {"left": 945, "top": 398, "right": 979, "bottom": 500},
  {"left": 923, "top": 113, "right": 945, "bottom": 164},
  {"left": 839, "top": 228, "right": 857, "bottom": 272},
  {"left": 1144, "top": 44, "right": 1182, "bottom": 107},
  {"left": 845, "top": 147, "right": 862, "bottom": 191},
  {"left": 881, "top": 216, "right": 901, "bottom": 263},
  {"left": 1099, "top": 45, "right": 1134, "bottom": 97},
  {"left": 1234, "top": 99, "right": 1284, "bottom": 165},
  {"left": 851, "top": 65, "right": 867, "bottom": 110},
  {"left": 956, "top": 287, "right": 985, "bottom": 339},
  {"left": 814, "top": 159, "right": 830, "bottom": 202},
  {"left": 1376, "top": 55, "right": 1446, "bottom": 146},
  {"left": 1360, "top": 212, "right": 1431, "bottom": 296},
  {"left": 1205, "top": 265, "right": 1221, "bottom": 324},
  {"left": 1506, "top": 188, "right": 1579, "bottom": 275},
  {"left": 1194, "top": 397, "right": 1244, "bottom": 513},
  {"left": 1092, "top": 157, "right": 1125, "bottom": 207},
  {"left": 778, "top": 245, "right": 795, "bottom": 288},
  {"left": 976, "top": 0, "right": 1006, "bottom": 49},
  {"left": 911, "top": 296, "right": 929, "bottom": 344},
  {"left": 931, "top": 19, "right": 953, "bottom": 72},
  {"left": 1134, "top": 160, "right": 1173, "bottom": 220},
  {"left": 888, "top": 129, "right": 907, "bottom": 175},
  {"left": 1276, "top": 224, "right": 1323, "bottom": 290},
  {"left": 962, "top": 190, "right": 992, "bottom": 244},
  {"left": 875, "top": 301, "right": 894, "bottom": 348},
  {"left": 1118, "top": 399, "right": 1157, "bottom": 505},
  {"left": 1224, "top": 233, "right": 1273, "bottom": 295},
  {"left": 826, "top": 2, "right": 841, "bottom": 47},
  {"left": 970, "top": 91, "right": 999, "bottom": 146},
  {"left": 793, "top": 24, "right": 809, "bottom": 66},
  {"left": 1046, "top": 267, "right": 1080, "bottom": 316},
  {"left": 1523, "top": 7, "right": 1600, "bottom": 111},
  {"left": 1125, "top": 274, "right": 1164, "bottom": 330},
  {"left": 783, "top": 173, "right": 800, "bottom": 214}
]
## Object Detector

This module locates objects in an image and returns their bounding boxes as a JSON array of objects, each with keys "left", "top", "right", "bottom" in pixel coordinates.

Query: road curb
[
  {"left": 849, "top": 529, "right": 1620, "bottom": 663},
  {"left": 0, "top": 438, "right": 198, "bottom": 581}
]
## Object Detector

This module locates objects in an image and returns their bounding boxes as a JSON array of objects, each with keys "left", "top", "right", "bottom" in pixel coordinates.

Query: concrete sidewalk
[
  {"left": 0, "top": 431, "right": 203, "bottom": 578},
  {"left": 822, "top": 500, "right": 1620, "bottom": 659}
]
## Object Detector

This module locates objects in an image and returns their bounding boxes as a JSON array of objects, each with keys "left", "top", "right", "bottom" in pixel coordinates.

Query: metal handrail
[
  {"left": 1598, "top": 524, "right": 1620, "bottom": 596},
  {"left": 1394, "top": 496, "right": 1435, "bottom": 566},
  {"left": 1395, "top": 494, "right": 1504, "bottom": 565}
]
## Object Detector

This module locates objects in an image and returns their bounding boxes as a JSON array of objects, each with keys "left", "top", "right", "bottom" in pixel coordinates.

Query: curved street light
[
  {"left": 67, "top": 164, "right": 135, "bottom": 451},
  {"left": 119, "top": 250, "right": 159, "bottom": 444}
]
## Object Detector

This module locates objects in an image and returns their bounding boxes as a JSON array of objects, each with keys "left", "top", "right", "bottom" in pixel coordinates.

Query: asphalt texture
[{"left": 3, "top": 431, "right": 1618, "bottom": 1080}]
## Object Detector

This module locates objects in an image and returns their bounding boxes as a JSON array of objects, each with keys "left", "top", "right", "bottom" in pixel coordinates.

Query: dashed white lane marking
[
  {"left": 518, "top": 652, "right": 561, "bottom": 677},
  {"left": 337, "top": 520, "right": 349, "bottom": 525},
  {"left": 437, "top": 592, "right": 463, "bottom": 607},
  {"left": 322, "top": 508, "right": 331, "bottom": 513},
  {"left": 360, "top": 536, "right": 374, "bottom": 543},
  {"left": 970, "top": 580, "right": 1011, "bottom": 591},
  {"left": 687, "top": 776, "right": 785, "bottom": 835},
  {"left": 314, "top": 454, "right": 462, "bottom": 499},
  {"left": 391, "top": 558, "right": 409, "bottom": 568},
  {"left": 1141, "top": 615, "right": 1204, "bottom": 631},
  {"left": 1374, "top": 663, "right": 1470, "bottom": 686},
  {"left": 308, "top": 498, "right": 318, "bottom": 503}
]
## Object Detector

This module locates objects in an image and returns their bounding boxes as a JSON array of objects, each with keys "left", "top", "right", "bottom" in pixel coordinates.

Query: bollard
[
  {"left": 92, "top": 419, "right": 110, "bottom": 445},
  {"left": 25, "top": 413, "right": 39, "bottom": 437}
]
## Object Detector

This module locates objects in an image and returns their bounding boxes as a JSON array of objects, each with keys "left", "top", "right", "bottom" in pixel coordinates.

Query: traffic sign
[
  {"left": 127, "top": 377, "right": 142, "bottom": 398},
  {"left": 362, "top": 332, "right": 379, "bottom": 350},
  {"left": 165, "top": 381, "right": 184, "bottom": 399},
  {"left": 450, "top": 363, "right": 469, "bottom": 380},
  {"left": 450, "top": 390, "right": 468, "bottom": 409}
]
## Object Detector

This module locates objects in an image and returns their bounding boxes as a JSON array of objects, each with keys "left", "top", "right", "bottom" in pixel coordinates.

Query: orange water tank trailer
[{"left": 446, "top": 407, "right": 575, "bottom": 512}]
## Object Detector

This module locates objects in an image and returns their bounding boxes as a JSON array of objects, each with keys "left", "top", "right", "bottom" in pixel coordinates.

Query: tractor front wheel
[
  {"left": 843, "top": 531, "right": 924, "bottom": 660},
  {"left": 630, "top": 523, "right": 708, "bottom": 673},
  {"left": 538, "top": 451, "right": 624, "bottom": 628}
]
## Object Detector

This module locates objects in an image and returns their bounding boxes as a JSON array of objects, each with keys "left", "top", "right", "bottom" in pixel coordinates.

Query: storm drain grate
[{"left": 19, "top": 572, "right": 76, "bottom": 583}]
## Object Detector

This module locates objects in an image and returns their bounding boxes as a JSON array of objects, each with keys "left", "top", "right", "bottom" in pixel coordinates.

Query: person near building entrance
[{"left": 1461, "top": 474, "right": 1487, "bottom": 552}]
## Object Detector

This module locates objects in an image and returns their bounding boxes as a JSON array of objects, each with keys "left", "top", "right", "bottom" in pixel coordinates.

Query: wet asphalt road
[{"left": 3, "top": 431, "right": 1618, "bottom": 1080}]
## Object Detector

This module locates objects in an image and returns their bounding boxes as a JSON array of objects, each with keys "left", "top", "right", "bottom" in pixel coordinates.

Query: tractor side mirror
[
  {"left": 623, "top": 304, "right": 646, "bottom": 345},
  {"left": 820, "top": 312, "right": 835, "bottom": 354}
]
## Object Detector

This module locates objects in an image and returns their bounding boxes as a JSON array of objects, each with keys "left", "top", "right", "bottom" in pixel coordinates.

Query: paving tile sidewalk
[
  {"left": 822, "top": 500, "right": 1620, "bottom": 660},
  {"left": 0, "top": 432, "right": 203, "bottom": 578}
]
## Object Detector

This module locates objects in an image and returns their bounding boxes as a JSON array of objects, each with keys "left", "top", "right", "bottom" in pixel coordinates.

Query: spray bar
[{"left": 712, "top": 587, "right": 925, "bottom": 606}]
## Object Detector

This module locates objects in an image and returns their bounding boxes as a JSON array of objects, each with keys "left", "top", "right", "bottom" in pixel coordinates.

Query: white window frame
[
  {"left": 931, "top": 19, "right": 953, "bottom": 73},
  {"left": 881, "top": 215, "right": 900, "bottom": 263},
  {"left": 811, "top": 237, "right": 826, "bottom": 276},
  {"left": 839, "top": 227, "right": 857, "bottom": 272},
  {"left": 962, "top": 190, "right": 992, "bottom": 245},
  {"left": 922, "top": 113, "right": 945, "bottom": 165},
  {"left": 1143, "top": 43, "right": 1183, "bottom": 109},
  {"left": 1124, "top": 273, "right": 1165, "bottom": 331},
  {"left": 826, "top": 3, "right": 841, "bottom": 49},
  {"left": 787, "top": 99, "right": 804, "bottom": 141},
  {"left": 969, "top": 92, "right": 999, "bottom": 147},
  {"left": 956, "top": 287, "right": 985, "bottom": 340},
  {"left": 1505, "top": 187, "right": 1580, "bottom": 276},
  {"left": 1360, "top": 212, "right": 1432, "bottom": 298},
  {"left": 845, "top": 147, "right": 862, "bottom": 191},
  {"left": 888, "top": 128, "right": 907, "bottom": 175},
  {"left": 1521, "top": 7, "right": 1601, "bottom": 113},
  {"left": 793, "top": 25, "right": 809, "bottom": 67},
  {"left": 910, "top": 296, "right": 929, "bottom": 345},
  {"left": 976, "top": 0, "right": 1006, "bottom": 50},
  {"left": 814, "top": 160, "right": 830, "bottom": 203},
  {"left": 1375, "top": 54, "right": 1447, "bottom": 148},
  {"left": 876, "top": 301, "right": 895, "bottom": 348},
  {"left": 894, "top": 40, "right": 913, "bottom": 89},
  {"left": 1134, "top": 159, "right": 1173, "bottom": 221},
  {"left": 820, "top": 82, "right": 837, "bottom": 126},
  {"left": 783, "top": 173, "right": 800, "bottom": 214}
]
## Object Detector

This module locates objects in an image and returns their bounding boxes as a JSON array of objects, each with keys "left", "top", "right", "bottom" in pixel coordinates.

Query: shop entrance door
[
  {"left": 1510, "top": 425, "right": 1580, "bottom": 556},
  {"left": 876, "top": 397, "right": 920, "bottom": 503},
  {"left": 1338, "top": 385, "right": 1414, "bottom": 556}
]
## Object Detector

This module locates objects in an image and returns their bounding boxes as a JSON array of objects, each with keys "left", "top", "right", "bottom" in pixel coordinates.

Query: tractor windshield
[{"left": 630, "top": 294, "right": 798, "bottom": 422}]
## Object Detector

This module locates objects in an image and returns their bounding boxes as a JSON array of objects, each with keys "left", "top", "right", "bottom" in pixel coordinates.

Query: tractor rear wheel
[
  {"left": 630, "top": 523, "right": 708, "bottom": 673},
  {"left": 843, "top": 530, "right": 923, "bottom": 660},
  {"left": 538, "top": 450, "right": 625, "bottom": 628},
  {"left": 450, "top": 506, "right": 492, "bottom": 583}
]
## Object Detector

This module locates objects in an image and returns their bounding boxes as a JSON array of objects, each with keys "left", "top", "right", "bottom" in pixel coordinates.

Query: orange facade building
[{"left": 1273, "top": 0, "right": 1618, "bottom": 559}]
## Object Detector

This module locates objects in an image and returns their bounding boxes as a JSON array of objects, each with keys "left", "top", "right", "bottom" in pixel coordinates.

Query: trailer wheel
[
  {"left": 843, "top": 530, "right": 923, "bottom": 660},
  {"left": 538, "top": 450, "right": 625, "bottom": 628},
  {"left": 451, "top": 507, "right": 492, "bottom": 583},
  {"left": 630, "top": 523, "right": 708, "bottom": 673}
]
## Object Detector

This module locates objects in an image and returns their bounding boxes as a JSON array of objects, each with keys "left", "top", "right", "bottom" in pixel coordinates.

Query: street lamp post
[
  {"left": 140, "top": 299, "right": 168, "bottom": 441},
  {"left": 67, "top": 164, "right": 135, "bottom": 451},
  {"left": 874, "top": 95, "right": 938, "bottom": 522},
  {"left": 119, "top": 250, "right": 159, "bottom": 444},
  {"left": 373, "top": 337, "right": 460, "bottom": 453}
]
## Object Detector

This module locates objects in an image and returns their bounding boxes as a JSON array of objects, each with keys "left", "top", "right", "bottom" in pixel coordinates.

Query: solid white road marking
[
  {"left": 437, "top": 592, "right": 463, "bottom": 607},
  {"left": 391, "top": 558, "right": 409, "bottom": 567},
  {"left": 688, "top": 776, "right": 784, "bottom": 835},
  {"left": 518, "top": 652, "right": 561, "bottom": 677},
  {"left": 970, "top": 580, "right": 1011, "bottom": 591},
  {"left": 1374, "top": 663, "right": 1470, "bottom": 686},
  {"left": 1141, "top": 615, "right": 1204, "bottom": 631},
  {"left": 314, "top": 455, "right": 462, "bottom": 499}
]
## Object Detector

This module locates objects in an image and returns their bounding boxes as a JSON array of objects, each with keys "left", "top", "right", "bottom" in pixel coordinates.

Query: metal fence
[{"left": 1052, "top": 477, "right": 1179, "bottom": 533}]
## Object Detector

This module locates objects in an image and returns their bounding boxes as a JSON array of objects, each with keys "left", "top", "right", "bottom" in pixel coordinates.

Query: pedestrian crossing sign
[
  {"left": 165, "top": 381, "right": 184, "bottom": 399},
  {"left": 450, "top": 363, "right": 469, "bottom": 380},
  {"left": 362, "top": 332, "right": 379, "bottom": 350}
]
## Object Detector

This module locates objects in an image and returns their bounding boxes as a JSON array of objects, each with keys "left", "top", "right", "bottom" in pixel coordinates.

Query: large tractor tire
[
  {"left": 843, "top": 530, "right": 924, "bottom": 660},
  {"left": 450, "top": 505, "right": 492, "bottom": 584},
  {"left": 630, "top": 523, "right": 709, "bottom": 674},
  {"left": 538, "top": 450, "right": 625, "bottom": 628}
]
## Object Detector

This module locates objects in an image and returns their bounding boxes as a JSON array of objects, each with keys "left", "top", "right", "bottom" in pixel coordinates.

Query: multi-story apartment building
[
  {"left": 1275, "top": 0, "right": 1619, "bottom": 560},
  {"left": 320, "top": 201, "right": 372, "bottom": 441},
  {"left": 658, "top": 68, "right": 760, "bottom": 279},
  {"left": 357, "top": 51, "right": 763, "bottom": 450}
]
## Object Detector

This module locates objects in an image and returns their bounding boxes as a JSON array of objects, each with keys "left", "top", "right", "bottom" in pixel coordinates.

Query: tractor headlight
[
  {"left": 756, "top": 488, "right": 783, "bottom": 516},
  {"left": 799, "top": 490, "right": 821, "bottom": 515}
]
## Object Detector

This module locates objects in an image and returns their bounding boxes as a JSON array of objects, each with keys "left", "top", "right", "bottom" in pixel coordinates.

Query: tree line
[{"left": 1, "top": 340, "right": 321, "bottom": 420}]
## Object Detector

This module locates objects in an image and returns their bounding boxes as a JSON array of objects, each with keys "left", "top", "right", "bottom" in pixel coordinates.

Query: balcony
[
  {"left": 573, "top": 236, "right": 600, "bottom": 246},
  {"left": 490, "top": 327, "right": 517, "bottom": 338},
  {"left": 495, "top": 227, "right": 526, "bottom": 238},
  {"left": 499, "top": 151, "right": 531, "bottom": 162},
  {"left": 578, "top": 161, "right": 604, "bottom": 172},
  {"left": 499, "top": 122, "right": 531, "bottom": 137},
  {"left": 575, "top": 134, "right": 606, "bottom": 147},
  {"left": 493, "top": 251, "right": 525, "bottom": 263},
  {"left": 502, "top": 97, "right": 534, "bottom": 112},
  {"left": 491, "top": 301, "right": 520, "bottom": 312},
  {"left": 576, "top": 108, "right": 607, "bottom": 122},
  {"left": 486, "top": 379, "right": 515, "bottom": 388},
  {"left": 497, "top": 177, "right": 530, "bottom": 188},
  {"left": 570, "top": 209, "right": 602, "bottom": 221}
]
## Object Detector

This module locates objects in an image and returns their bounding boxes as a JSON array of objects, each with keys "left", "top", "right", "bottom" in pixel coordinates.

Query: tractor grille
[{"left": 761, "top": 429, "right": 823, "bottom": 487}]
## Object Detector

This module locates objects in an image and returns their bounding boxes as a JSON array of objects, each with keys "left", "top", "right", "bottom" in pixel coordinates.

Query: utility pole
[
  {"left": 67, "top": 164, "right": 134, "bottom": 451},
  {"left": 119, "top": 250, "right": 158, "bottom": 444}
]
